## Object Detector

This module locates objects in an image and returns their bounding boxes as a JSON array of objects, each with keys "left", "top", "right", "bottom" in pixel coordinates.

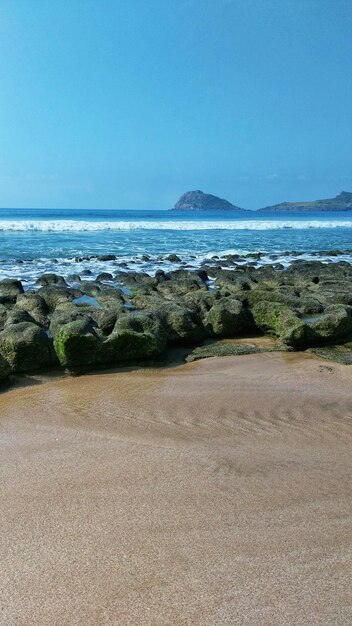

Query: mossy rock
[
  {"left": 95, "top": 291, "right": 125, "bottom": 308},
  {"left": 286, "top": 260, "right": 325, "bottom": 277},
  {"left": 251, "top": 301, "right": 311, "bottom": 348},
  {"left": 309, "top": 305, "right": 352, "bottom": 342},
  {"left": 53, "top": 320, "right": 101, "bottom": 370},
  {"left": 96, "top": 272, "right": 113, "bottom": 282},
  {"left": 0, "top": 279, "right": 24, "bottom": 305},
  {"left": 186, "top": 341, "right": 266, "bottom": 362},
  {"left": 94, "top": 284, "right": 125, "bottom": 301},
  {"left": 131, "top": 296, "right": 204, "bottom": 343},
  {"left": 49, "top": 303, "right": 99, "bottom": 338},
  {"left": 156, "top": 302, "right": 205, "bottom": 343},
  {"left": 213, "top": 276, "right": 255, "bottom": 297},
  {"left": 0, "top": 353, "right": 11, "bottom": 383},
  {"left": 114, "top": 272, "right": 158, "bottom": 293},
  {"left": 156, "top": 277, "right": 205, "bottom": 298},
  {"left": 16, "top": 292, "right": 49, "bottom": 327},
  {"left": 76, "top": 281, "right": 104, "bottom": 297},
  {"left": 315, "top": 289, "right": 352, "bottom": 307},
  {"left": 35, "top": 273, "right": 67, "bottom": 287},
  {"left": 4, "top": 308, "right": 38, "bottom": 327},
  {"left": 167, "top": 268, "right": 207, "bottom": 282},
  {"left": 182, "top": 290, "right": 222, "bottom": 325},
  {"left": 93, "top": 304, "right": 126, "bottom": 335},
  {"left": 129, "top": 292, "right": 163, "bottom": 310},
  {"left": 100, "top": 330, "right": 163, "bottom": 364},
  {"left": 126, "top": 284, "right": 157, "bottom": 300},
  {"left": 37, "top": 286, "right": 82, "bottom": 311},
  {"left": 100, "top": 312, "right": 167, "bottom": 364},
  {"left": 67, "top": 273, "right": 82, "bottom": 283},
  {"left": 248, "top": 286, "right": 301, "bottom": 309},
  {"left": 0, "top": 304, "right": 9, "bottom": 331},
  {"left": 0, "top": 322, "right": 55, "bottom": 372},
  {"left": 296, "top": 296, "right": 324, "bottom": 315},
  {"left": 166, "top": 253, "right": 181, "bottom": 263},
  {"left": 206, "top": 297, "right": 251, "bottom": 337},
  {"left": 112, "top": 310, "right": 163, "bottom": 332},
  {"left": 307, "top": 343, "right": 352, "bottom": 365},
  {"left": 50, "top": 301, "right": 124, "bottom": 338}
]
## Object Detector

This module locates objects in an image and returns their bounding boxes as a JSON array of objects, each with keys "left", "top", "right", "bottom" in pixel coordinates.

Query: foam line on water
[
  {"left": 0, "top": 219, "right": 352, "bottom": 232},
  {"left": 1, "top": 250, "right": 352, "bottom": 290}
]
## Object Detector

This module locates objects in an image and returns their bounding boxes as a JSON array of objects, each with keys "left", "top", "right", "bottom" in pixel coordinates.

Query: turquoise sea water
[{"left": 0, "top": 208, "right": 351, "bottom": 286}]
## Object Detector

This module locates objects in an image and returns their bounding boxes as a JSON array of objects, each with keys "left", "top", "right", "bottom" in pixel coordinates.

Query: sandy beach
[{"left": 1, "top": 352, "right": 352, "bottom": 625}]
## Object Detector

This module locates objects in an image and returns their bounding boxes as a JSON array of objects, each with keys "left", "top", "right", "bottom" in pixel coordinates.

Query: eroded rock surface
[{"left": 0, "top": 259, "right": 352, "bottom": 383}]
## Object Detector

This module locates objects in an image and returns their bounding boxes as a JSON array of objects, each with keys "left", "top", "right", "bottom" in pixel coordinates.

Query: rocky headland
[
  {"left": 259, "top": 190, "right": 352, "bottom": 212},
  {"left": 1, "top": 257, "right": 352, "bottom": 386},
  {"left": 172, "top": 190, "right": 245, "bottom": 211},
  {"left": 173, "top": 190, "right": 352, "bottom": 211}
]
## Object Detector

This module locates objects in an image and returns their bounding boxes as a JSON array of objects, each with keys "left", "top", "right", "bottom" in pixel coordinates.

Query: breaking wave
[{"left": 0, "top": 219, "right": 352, "bottom": 232}]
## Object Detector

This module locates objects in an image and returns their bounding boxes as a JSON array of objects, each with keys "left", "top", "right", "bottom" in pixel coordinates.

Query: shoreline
[
  {"left": 1, "top": 351, "right": 352, "bottom": 625},
  {"left": 1, "top": 247, "right": 352, "bottom": 290},
  {"left": 0, "top": 337, "right": 279, "bottom": 393}
]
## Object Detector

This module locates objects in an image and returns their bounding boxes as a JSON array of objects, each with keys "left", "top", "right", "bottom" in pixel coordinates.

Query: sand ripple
[{"left": 1, "top": 352, "right": 352, "bottom": 625}]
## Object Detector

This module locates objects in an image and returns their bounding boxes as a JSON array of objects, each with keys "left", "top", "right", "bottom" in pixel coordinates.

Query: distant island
[
  {"left": 173, "top": 189, "right": 352, "bottom": 211},
  {"left": 172, "top": 190, "right": 245, "bottom": 211},
  {"left": 259, "top": 191, "right": 352, "bottom": 212}
]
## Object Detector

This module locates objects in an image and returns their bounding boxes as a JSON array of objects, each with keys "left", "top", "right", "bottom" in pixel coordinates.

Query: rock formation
[{"left": 173, "top": 190, "right": 245, "bottom": 211}]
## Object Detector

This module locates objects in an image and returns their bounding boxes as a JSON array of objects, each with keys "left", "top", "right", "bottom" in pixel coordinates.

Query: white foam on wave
[
  {"left": 0, "top": 219, "right": 352, "bottom": 232},
  {"left": 1, "top": 249, "right": 352, "bottom": 290}
]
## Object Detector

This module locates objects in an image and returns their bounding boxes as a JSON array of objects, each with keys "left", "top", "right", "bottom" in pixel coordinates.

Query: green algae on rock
[
  {"left": 307, "top": 343, "right": 352, "bottom": 365},
  {"left": 1, "top": 259, "right": 352, "bottom": 382},
  {"left": 37, "top": 285, "right": 82, "bottom": 311},
  {"left": 309, "top": 305, "right": 352, "bottom": 342},
  {"left": 53, "top": 320, "right": 101, "bottom": 370},
  {"left": 99, "top": 313, "right": 167, "bottom": 365},
  {"left": 205, "top": 297, "right": 251, "bottom": 337},
  {"left": 0, "top": 322, "right": 54, "bottom": 373},
  {"left": 251, "top": 301, "right": 311, "bottom": 348},
  {"left": 15, "top": 292, "right": 49, "bottom": 328},
  {"left": 186, "top": 342, "right": 266, "bottom": 362}
]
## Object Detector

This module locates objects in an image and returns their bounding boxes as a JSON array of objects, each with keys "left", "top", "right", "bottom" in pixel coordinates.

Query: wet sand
[{"left": 1, "top": 352, "right": 352, "bottom": 625}]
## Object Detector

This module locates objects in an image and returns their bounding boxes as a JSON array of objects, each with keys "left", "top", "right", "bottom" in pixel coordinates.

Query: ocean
[{"left": 0, "top": 207, "right": 352, "bottom": 287}]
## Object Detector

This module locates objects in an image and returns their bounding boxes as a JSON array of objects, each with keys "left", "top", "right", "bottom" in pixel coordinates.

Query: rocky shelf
[{"left": 1, "top": 258, "right": 352, "bottom": 386}]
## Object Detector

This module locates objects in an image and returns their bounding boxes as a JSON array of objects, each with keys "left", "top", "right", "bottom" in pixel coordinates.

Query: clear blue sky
[{"left": 0, "top": 0, "right": 351, "bottom": 209}]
